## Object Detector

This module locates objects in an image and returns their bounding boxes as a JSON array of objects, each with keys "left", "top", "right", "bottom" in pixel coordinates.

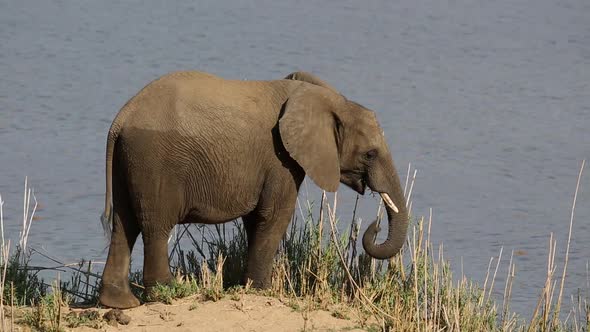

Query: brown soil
[{"left": 12, "top": 294, "right": 368, "bottom": 331}]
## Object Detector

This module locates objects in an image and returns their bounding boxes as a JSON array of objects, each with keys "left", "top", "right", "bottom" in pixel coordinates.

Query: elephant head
[
  {"left": 284, "top": 71, "right": 338, "bottom": 92},
  {"left": 279, "top": 77, "right": 409, "bottom": 259}
]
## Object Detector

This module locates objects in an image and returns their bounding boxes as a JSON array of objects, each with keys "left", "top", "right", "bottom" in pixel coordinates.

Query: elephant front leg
[{"left": 243, "top": 207, "right": 295, "bottom": 289}]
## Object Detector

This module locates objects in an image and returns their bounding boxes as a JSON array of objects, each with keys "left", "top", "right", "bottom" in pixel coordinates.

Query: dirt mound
[{"left": 17, "top": 294, "right": 366, "bottom": 332}]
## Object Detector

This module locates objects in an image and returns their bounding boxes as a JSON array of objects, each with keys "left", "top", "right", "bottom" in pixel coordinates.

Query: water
[{"left": 1, "top": 0, "right": 589, "bottom": 316}]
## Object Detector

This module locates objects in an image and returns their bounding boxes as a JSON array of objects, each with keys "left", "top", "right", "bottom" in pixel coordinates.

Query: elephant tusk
[{"left": 380, "top": 193, "right": 399, "bottom": 213}]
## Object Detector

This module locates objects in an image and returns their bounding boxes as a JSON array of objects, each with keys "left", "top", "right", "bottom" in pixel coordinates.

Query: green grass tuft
[{"left": 146, "top": 277, "right": 200, "bottom": 304}]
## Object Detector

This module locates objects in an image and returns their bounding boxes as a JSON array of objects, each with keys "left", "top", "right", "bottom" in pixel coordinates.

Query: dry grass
[{"left": 1, "top": 161, "right": 588, "bottom": 331}]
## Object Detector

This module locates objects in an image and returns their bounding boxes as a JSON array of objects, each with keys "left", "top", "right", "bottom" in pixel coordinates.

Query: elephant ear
[
  {"left": 284, "top": 71, "right": 338, "bottom": 93},
  {"left": 279, "top": 84, "right": 341, "bottom": 192}
]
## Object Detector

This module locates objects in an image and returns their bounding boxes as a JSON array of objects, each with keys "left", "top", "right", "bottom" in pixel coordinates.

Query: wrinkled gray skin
[{"left": 99, "top": 70, "right": 409, "bottom": 309}]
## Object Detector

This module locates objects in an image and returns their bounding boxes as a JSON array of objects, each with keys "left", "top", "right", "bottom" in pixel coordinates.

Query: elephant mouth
[{"left": 340, "top": 170, "right": 366, "bottom": 195}]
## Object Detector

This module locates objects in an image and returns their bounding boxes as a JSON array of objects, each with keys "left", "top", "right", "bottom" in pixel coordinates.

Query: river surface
[{"left": 1, "top": 0, "right": 589, "bottom": 316}]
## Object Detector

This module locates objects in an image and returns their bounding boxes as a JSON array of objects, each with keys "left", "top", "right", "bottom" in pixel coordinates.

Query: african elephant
[{"left": 99, "top": 70, "right": 409, "bottom": 309}]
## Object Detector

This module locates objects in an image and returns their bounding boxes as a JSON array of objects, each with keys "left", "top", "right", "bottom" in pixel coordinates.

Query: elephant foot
[
  {"left": 99, "top": 283, "right": 141, "bottom": 309},
  {"left": 242, "top": 275, "right": 271, "bottom": 290}
]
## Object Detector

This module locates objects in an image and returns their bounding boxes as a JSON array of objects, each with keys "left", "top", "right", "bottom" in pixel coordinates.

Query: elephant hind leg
[
  {"left": 139, "top": 209, "right": 178, "bottom": 300},
  {"left": 141, "top": 227, "right": 175, "bottom": 300},
  {"left": 99, "top": 177, "right": 141, "bottom": 309}
]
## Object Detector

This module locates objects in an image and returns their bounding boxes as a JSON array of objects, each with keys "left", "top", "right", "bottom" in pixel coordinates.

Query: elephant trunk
[{"left": 362, "top": 173, "right": 409, "bottom": 259}]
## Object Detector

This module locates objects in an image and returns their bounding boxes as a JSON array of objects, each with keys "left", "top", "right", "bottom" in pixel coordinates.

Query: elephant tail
[
  {"left": 101, "top": 99, "right": 138, "bottom": 238},
  {"left": 100, "top": 208, "right": 112, "bottom": 237},
  {"left": 101, "top": 123, "right": 118, "bottom": 238},
  {"left": 102, "top": 96, "right": 137, "bottom": 239}
]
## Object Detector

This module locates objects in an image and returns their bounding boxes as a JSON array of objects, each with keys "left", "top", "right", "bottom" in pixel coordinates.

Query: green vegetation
[
  {"left": 147, "top": 277, "right": 200, "bottom": 304},
  {"left": 1, "top": 164, "right": 588, "bottom": 331}
]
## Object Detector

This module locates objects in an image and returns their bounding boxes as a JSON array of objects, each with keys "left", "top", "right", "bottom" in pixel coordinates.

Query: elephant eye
[{"left": 364, "top": 149, "right": 378, "bottom": 161}]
